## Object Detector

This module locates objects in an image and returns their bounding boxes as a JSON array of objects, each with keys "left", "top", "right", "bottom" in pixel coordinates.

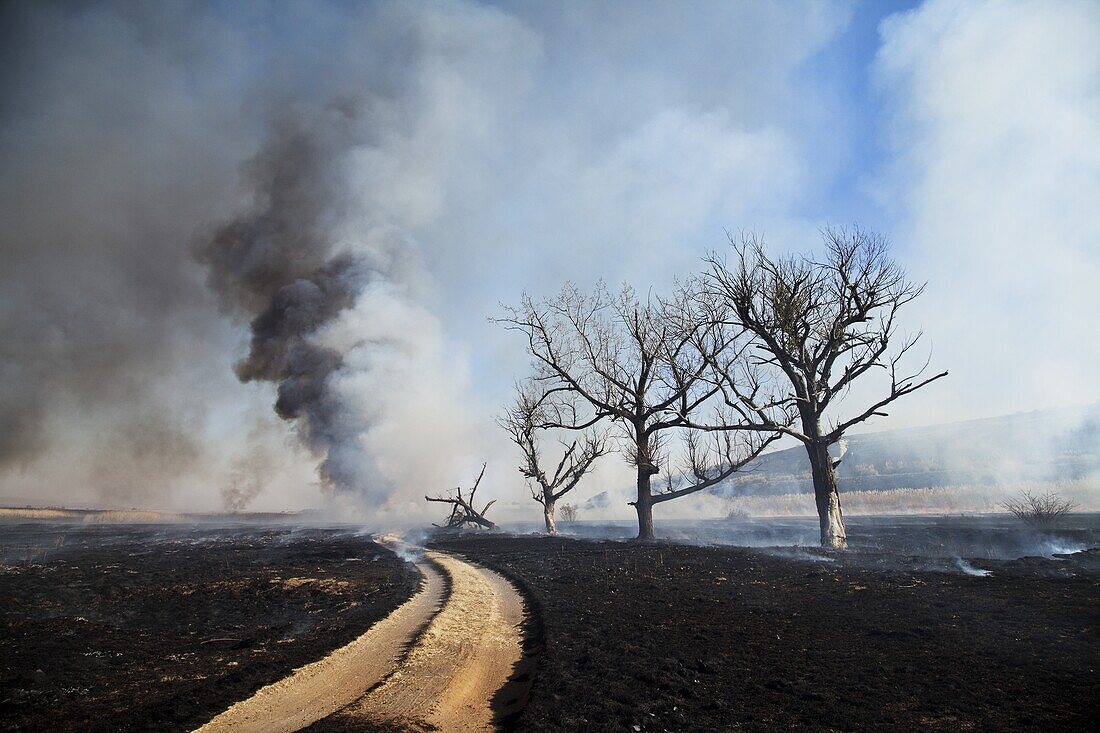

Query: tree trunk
[
  {"left": 635, "top": 467, "right": 655, "bottom": 541},
  {"left": 805, "top": 441, "right": 846, "bottom": 549},
  {"left": 543, "top": 498, "right": 557, "bottom": 535}
]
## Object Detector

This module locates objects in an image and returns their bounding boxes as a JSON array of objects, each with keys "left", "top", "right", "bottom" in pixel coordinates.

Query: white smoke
[
  {"left": 319, "top": 279, "right": 488, "bottom": 518},
  {"left": 874, "top": 0, "right": 1100, "bottom": 423},
  {"left": 953, "top": 558, "right": 992, "bottom": 578}
]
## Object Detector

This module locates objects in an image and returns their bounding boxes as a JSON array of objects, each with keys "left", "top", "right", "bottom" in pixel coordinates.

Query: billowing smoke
[
  {"left": 0, "top": 364, "right": 44, "bottom": 468},
  {"left": 197, "top": 103, "right": 382, "bottom": 497},
  {"left": 195, "top": 91, "right": 494, "bottom": 513},
  {"left": 0, "top": 0, "right": 514, "bottom": 514},
  {"left": 222, "top": 451, "right": 269, "bottom": 513},
  {"left": 7, "top": 0, "right": 1092, "bottom": 521}
]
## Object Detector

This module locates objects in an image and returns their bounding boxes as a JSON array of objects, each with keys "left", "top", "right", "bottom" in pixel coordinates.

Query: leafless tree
[
  {"left": 700, "top": 228, "right": 947, "bottom": 548},
  {"left": 425, "top": 463, "right": 496, "bottom": 530},
  {"left": 498, "top": 282, "right": 782, "bottom": 540},
  {"left": 1002, "top": 490, "right": 1077, "bottom": 531},
  {"left": 558, "top": 503, "right": 578, "bottom": 524},
  {"left": 498, "top": 381, "right": 608, "bottom": 534}
]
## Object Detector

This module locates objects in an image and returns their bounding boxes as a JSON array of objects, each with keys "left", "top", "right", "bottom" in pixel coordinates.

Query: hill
[{"left": 717, "top": 405, "right": 1100, "bottom": 498}]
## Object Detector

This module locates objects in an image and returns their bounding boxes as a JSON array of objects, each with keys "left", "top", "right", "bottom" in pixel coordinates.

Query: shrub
[{"left": 1001, "top": 491, "right": 1078, "bottom": 531}]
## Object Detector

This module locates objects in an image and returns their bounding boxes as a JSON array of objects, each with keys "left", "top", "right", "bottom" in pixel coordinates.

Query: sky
[{"left": 1, "top": 0, "right": 1097, "bottom": 521}]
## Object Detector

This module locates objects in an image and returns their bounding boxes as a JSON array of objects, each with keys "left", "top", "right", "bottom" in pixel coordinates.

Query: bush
[
  {"left": 1001, "top": 491, "right": 1078, "bottom": 531},
  {"left": 725, "top": 501, "right": 750, "bottom": 520},
  {"left": 558, "top": 503, "right": 578, "bottom": 524}
]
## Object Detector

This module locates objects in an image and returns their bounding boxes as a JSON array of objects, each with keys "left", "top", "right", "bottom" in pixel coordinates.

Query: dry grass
[
  {"left": 0, "top": 507, "right": 183, "bottom": 523},
  {"left": 280, "top": 577, "right": 353, "bottom": 593},
  {"left": 0, "top": 508, "right": 76, "bottom": 520},
  {"left": 726, "top": 478, "right": 1099, "bottom": 517}
]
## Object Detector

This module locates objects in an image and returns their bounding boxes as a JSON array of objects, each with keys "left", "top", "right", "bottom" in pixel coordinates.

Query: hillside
[{"left": 717, "top": 405, "right": 1100, "bottom": 497}]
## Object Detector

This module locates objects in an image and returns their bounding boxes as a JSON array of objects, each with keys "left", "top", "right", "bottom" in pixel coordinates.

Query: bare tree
[
  {"left": 499, "top": 282, "right": 781, "bottom": 540},
  {"left": 498, "top": 381, "right": 608, "bottom": 534},
  {"left": 425, "top": 464, "right": 497, "bottom": 530},
  {"left": 1002, "top": 490, "right": 1077, "bottom": 531},
  {"left": 701, "top": 228, "right": 947, "bottom": 548}
]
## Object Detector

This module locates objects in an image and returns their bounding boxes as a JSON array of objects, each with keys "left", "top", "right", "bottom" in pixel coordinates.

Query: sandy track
[
  {"left": 337, "top": 552, "right": 526, "bottom": 731},
  {"left": 194, "top": 542, "right": 525, "bottom": 733}
]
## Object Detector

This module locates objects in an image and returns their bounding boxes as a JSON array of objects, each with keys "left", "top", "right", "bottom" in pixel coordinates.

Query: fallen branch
[{"left": 426, "top": 463, "right": 497, "bottom": 530}]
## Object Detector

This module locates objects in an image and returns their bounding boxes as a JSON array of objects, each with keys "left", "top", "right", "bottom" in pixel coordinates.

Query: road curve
[
  {"left": 332, "top": 551, "right": 526, "bottom": 731},
  {"left": 193, "top": 540, "right": 526, "bottom": 733}
]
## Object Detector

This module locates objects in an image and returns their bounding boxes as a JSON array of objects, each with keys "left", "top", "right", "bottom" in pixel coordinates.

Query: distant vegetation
[
  {"left": 0, "top": 507, "right": 305, "bottom": 523},
  {"left": 723, "top": 479, "right": 1096, "bottom": 518}
]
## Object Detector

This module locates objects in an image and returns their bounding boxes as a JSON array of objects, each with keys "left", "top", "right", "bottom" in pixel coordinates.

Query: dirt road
[{"left": 195, "top": 541, "right": 526, "bottom": 733}]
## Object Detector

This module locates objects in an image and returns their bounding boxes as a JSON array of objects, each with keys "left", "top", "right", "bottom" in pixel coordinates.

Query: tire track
[
  {"left": 328, "top": 552, "right": 525, "bottom": 732},
  {"left": 194, "top": 539, "right": 526, "bottom": 733}
]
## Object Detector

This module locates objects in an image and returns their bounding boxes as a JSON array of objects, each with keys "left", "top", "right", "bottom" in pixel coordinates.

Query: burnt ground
[
  {"left": 432, "top": 535, "right": 1100, "bottom": 733},
  {"left": 0, "top": 524, "right": 419, "bottom": 733}
]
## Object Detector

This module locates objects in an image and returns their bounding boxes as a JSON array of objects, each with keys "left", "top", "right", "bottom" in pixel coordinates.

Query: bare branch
[{"left": 425, "top": 463, "right": 496, "bottom": 530}]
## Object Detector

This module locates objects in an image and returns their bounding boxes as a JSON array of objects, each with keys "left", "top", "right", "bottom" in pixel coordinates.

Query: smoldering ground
[
  {"left": 498, "top": 513, "right": 1100, "bottom": 565},
  {"left": 0, "top": 522, "right": 421, "bottom": 732},
  {"left": 427, "top": 533, "right": 1099, "bottom": 731}
]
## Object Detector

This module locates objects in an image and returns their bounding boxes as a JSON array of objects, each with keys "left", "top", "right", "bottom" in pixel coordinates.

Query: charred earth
[
  {"left": 1, "top": 524, "right": 418, "bottom": 733},
  {"left": 432, "top": 534, "right": 1099, "bottom": 732}
]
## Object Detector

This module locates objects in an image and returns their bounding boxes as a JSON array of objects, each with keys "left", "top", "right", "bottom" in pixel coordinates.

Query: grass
[{"left": 725, "top": 478, "right": 1099, "bottom": 518}]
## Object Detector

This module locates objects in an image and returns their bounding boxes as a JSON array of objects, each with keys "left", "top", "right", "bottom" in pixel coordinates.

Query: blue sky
[{"left": 799, "top": 0, "right": 921, "bottom": 229}]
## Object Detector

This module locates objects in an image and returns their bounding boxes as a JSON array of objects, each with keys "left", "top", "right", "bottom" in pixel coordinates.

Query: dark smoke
[
  {"left": 222, "top": 478, "right": 263, "bottom": 513},
  {"left": 0, "top": 362, "right": 46, "bottom": 467},
  {"left": 197, "top": 102, "right": 379, "bottom": 496},
  {"left": 221, "top": 449, "right": 269, "bottom": 513},
  {"left": 90, "top": 411, "right": 203, "bottom": 504},
  {"left": 242, "top": 255, "right": 366, "bottom": 490},
  {"left": 199, "top": 101, "right": 366, "bottom": 313}
]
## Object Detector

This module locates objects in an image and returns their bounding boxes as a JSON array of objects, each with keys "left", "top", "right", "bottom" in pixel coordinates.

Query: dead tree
[
  {"left": 499, "top": 282, "right": 782, "bottom": 540},
  {"left": 701, "top": 228, "right": 947, "bottom": 548},
  {"left": 498, "top": 380, "right": 608, "bottom": 534},
  {"left": 425, "top": 464, "right": 497, "bottom": 530}
]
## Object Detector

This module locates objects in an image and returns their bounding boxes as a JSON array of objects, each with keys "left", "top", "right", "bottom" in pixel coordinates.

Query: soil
[
  {"left": 312, "top": 550, "right": 527, "bottom": 733},
  {"left": 0, "top": 524, "right": 419, "bottom": 733},
  {"left": 431, "top": 535, "right": 1100, "bottom": 733},
  {"left": 194, "top": 548, "right": 449, "bottom": 733}
]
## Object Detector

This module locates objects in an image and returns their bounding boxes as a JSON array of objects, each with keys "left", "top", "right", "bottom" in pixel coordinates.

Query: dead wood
[{"left": 426, "top": 463, "right": 497, "bottom": 530}]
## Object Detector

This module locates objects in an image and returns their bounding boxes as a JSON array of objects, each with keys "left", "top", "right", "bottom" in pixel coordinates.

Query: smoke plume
[
  {"left": 194, "top": 89, "right": 493, "bottom": 511},
  {"left": 8, "top": 1, "right": 1091, "bottom": 521},
  {"left": 197, "top": 103, "right": 382, "bottom": 497},
  {"left": 222, "top": 446, "right": 272, "bottom": 513}
]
